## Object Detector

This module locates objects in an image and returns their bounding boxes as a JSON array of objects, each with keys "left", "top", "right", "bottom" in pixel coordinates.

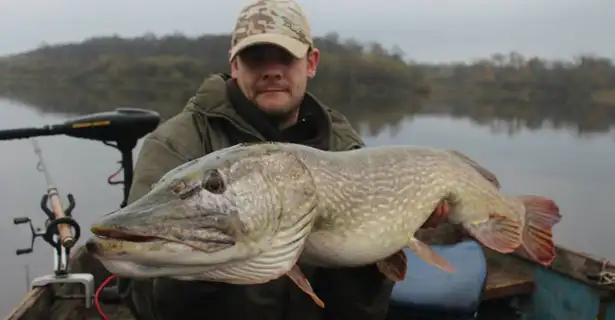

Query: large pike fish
[{"left": 86, "top": 142, "right": 561, "bottom": 307}]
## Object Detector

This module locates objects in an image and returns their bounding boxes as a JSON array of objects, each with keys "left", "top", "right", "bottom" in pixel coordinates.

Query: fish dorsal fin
[{"left": 447, "top": 150, "right": 500, "bottom": 188}]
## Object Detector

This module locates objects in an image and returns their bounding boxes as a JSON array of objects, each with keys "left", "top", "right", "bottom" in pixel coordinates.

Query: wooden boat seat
[
  {"left": 483, "top": 248, "right": 535, "bottom": 300},
  {"left": 387, "top": 239, "right": 488, "bottom": 318}
]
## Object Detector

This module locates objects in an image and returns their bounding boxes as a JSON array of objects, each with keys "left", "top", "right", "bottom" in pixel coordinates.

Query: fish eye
[{"left": 203, "top": 169, "right": 225, "bottom": 194}]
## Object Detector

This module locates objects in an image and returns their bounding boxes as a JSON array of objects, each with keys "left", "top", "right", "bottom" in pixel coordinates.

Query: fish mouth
[
  {"left": 87, "top": 225, "right": 244, "bottom": 268},
  {"left": 89, "top": 225, "right": 236, "bottom": 247},
  {"left": 90, "top": 225, "right": 161, "bottom": 243}
]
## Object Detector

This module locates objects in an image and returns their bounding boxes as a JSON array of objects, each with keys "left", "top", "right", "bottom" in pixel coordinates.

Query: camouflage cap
[{"left": 229, "top": 0, "right": 313, "bottom": 62}]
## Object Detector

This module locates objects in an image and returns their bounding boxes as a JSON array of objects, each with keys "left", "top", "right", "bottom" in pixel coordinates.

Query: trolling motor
[
  {"left": 0, "top": 107, "right": 161, "bottom": 208},
  {"left": 1, "top": 108, "right": 161, "bottom": 308}
]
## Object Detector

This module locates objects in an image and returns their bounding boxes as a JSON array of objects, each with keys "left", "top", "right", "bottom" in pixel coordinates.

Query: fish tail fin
[
  {"left": 515, "top": 195, "right": 562, "bottom": 266},
  {"left": 448, "top": 150, "right": 500, "bottom": 189}
]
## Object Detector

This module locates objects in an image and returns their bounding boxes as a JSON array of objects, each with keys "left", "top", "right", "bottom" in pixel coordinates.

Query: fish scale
[
  {"left": 173, "top": 193, "right": 317, "bottom": 284},
  {"left": 87, "top": 142, "right": 562, "bottom": 309},
  {"left": 296, "top": 147, "right": 463, "bottom": 267}
]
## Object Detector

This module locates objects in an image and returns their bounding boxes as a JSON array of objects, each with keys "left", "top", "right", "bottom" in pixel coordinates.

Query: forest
[
  {"left": 0, "top": 32, "right": 427, "bottom": 108},
  {"left": 1, "top": 32, "right": 614, "bottom": 135}
]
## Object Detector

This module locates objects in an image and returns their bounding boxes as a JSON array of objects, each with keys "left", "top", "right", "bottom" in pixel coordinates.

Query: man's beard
[
  {"left": 252, "top": 80, "right": 301, "bottom": 127},
  {"left": 258, "top": 102, "right": 298, "bottom": 126}
]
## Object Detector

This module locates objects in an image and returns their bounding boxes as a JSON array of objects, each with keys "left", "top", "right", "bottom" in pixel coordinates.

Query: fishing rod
[
  {"left": 29, "top": 138, "right": 78, "bottom": 265},
  {"left": 4, "top": 107, "right": 161, "bottom": 309}
]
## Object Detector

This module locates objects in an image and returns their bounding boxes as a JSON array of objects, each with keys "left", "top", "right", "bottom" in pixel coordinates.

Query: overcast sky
[{"left": 0, "top": 0, "right": 613, "bottom": 63}]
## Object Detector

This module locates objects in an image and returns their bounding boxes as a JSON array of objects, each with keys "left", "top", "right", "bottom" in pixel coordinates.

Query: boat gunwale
[
  {"left": 7, "top": 224, "right": 615, "bottom": 319},
  {"left": 512, "top": 243, "right": 615, "bottom": 296}
]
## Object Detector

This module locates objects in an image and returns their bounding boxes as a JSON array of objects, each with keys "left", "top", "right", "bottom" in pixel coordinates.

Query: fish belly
[
  {"left": 299, "top": 228, "right": 411, "bottom": 268},
  {"left": 170, "top": 246, "right": 301, "bottom": 284},
  {"left": 172, "top": 232, "right": 308, "bottom": 284}
]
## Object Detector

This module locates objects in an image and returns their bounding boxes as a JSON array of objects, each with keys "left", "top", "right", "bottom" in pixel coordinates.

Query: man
[{"left": 119, "top": 0, "right": 447, "bottom": 319}]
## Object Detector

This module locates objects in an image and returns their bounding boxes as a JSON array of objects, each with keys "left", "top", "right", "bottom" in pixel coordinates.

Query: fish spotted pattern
[{"left": 87, "top": 142, "right": 562, "bottom": 308}]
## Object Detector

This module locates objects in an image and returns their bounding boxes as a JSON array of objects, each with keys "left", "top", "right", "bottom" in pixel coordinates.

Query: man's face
[{"left": 231, "top": 44, "right": 320, "bottom": 119}]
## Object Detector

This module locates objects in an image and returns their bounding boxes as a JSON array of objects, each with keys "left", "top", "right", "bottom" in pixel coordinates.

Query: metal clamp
[{"left": 31, "top": 273, "right": 95, "bottom": 308}]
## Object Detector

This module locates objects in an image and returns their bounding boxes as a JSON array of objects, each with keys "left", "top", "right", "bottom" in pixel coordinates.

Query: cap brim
[{"left": 229, "top": 33, "right": 309, "bottom": 62}]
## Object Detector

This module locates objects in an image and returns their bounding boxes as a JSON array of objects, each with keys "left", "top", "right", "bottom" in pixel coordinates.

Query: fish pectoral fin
[
  {"left": 376, "top": 250, "right": 408, "bottom": 281},
  {"left": 408, "top": 237, "right": 456, "bottom": 273},
  {"left": 286, "top": 264, "right": 325, "bottom": 308},
  {"left": 465, "top": 213, "right": 522, "bottom": 254}
]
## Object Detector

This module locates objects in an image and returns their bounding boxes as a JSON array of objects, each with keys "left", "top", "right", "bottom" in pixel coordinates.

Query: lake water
[{"left": 1, "top": 97, "right": 614, "bottom": 316}]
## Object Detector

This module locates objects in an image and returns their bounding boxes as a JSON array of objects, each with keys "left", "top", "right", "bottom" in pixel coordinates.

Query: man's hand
[{"left": 421, "top": 199, "right": 450, "bottom": 229}]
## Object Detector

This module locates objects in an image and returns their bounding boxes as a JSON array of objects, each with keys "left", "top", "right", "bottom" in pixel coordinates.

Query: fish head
[{"left": 86, "top": 142, "right": 318, "bottom": 278}]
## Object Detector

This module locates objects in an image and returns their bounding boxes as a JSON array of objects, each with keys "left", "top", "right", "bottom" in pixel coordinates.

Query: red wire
[{"left": 95, "top": 274, "right": 117, "bottom": 320}]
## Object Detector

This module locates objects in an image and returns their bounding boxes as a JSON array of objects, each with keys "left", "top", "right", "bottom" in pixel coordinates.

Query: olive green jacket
[
  {"left": 127, "top": 73, "right": 364, "bottom": 204},
  {"left": 122, "top": 74, "right": 394, "bottom": 320}
]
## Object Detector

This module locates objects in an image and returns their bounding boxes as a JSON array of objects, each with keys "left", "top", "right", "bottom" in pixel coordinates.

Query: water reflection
[
  {"left": 0, "top": 92, "right": 614, "bottom": 316},
  {"left": 2, "top": 83, "right": 615, "bottom": 139}
]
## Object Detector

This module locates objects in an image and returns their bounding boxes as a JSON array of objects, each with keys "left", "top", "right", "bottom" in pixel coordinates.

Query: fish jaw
[
  {"left": 85, "top": 221, "right": 271, "bottom": 279},
  {"left": 87, "top": 194, "right": 254, "bottom": 265},
  {"left": 93, "top": 258, "right": 219, "bottom": 279},
  {"left": 86, "top": 228, "right": 263, "bottom": 264}
]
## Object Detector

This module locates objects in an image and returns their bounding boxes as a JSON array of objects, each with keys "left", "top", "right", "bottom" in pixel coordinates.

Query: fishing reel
[
  {"left": 13, "top": 192, "right": 80, "bottom": 261},
  {"left": 13, "top": 190, "right": 95, "bottom": 309}
]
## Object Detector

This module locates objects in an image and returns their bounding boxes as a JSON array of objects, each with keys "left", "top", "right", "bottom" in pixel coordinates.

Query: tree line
[
  {"left": 0, "top": 32, "right": 427, "bottom": 111},
  {"left": 0, "top": 32, "right": 614, "bottom": 136},
  {"left": 420, "top": 52, "right": 615, "bottom": 135}
]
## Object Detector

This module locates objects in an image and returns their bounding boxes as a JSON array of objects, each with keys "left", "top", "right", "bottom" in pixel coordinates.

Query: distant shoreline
[{"left": 1, "top": 32, "right": 614, "bottom": 137}]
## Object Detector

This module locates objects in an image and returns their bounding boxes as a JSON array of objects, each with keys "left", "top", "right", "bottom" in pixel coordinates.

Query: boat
[{"left": 3, "top": 109, "right": 615, "bottom": 320}]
